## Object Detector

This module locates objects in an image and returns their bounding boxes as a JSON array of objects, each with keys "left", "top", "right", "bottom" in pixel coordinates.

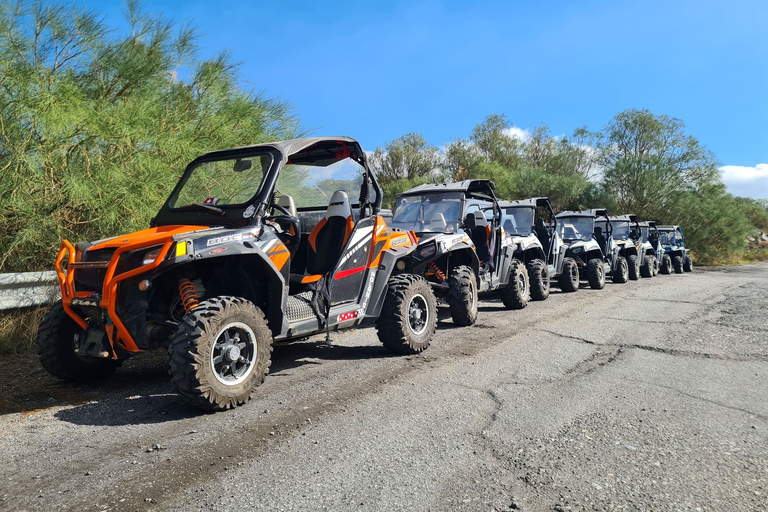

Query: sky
[{"left": 87, "top": 0, "right": 768, "bottom": 199}]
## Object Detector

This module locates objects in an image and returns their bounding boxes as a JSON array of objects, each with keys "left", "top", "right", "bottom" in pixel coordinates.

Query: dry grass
[{"left": 0, "top": 306, "right": 49, "bottom": 355}]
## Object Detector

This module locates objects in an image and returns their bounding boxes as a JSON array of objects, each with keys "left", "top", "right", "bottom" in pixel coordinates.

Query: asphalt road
[{"left": 1, "top": 263, "right": 767, "bottom": 512}]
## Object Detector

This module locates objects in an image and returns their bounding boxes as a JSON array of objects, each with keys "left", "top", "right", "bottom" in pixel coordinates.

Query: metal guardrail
[{"left": 0, "top": 271, "right": 60, "bottom": 311}]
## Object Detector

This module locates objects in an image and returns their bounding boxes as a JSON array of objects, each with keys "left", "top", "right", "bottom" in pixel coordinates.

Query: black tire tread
[
  {"left": 627, "top": 254, "right": 640, "bottom": 280},
  {"left": 447, "top": 265, "right": 478, "bottom": 326},
  {"left": 168, "top": 296, "right": 273, "bottom": 411},
  {"left": 587, "top": 258, "right": 606, "bottom": 289},
  {"left": 673, "top": 255, "right": 684, "bottom": 274},
  {"left": 376, "top": 274, "right": 437, "bottom": 354},
  {"left": 527, "top": 259, "right": 550, "bottom": 301},
  {"left": 612, "top": 256, "right": 628, "bottom": 284},
  {"left": 557, "top": 257, "right": 579, "bottom": 292},
  {"left": 500, "top": 260, "right": 530, "bottom": 309}
]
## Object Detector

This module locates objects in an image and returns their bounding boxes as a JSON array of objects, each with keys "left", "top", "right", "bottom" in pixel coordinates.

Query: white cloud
[
  {"left": 719, "top": 164, "right": 768, "bottom": 199},
  {"left": 502, "top": 126, "right": 530, "bottom": 141}
]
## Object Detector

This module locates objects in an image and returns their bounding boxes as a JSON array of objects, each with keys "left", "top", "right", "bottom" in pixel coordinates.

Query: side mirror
[{"left": 233, "top": 159, "right": 252, "bottom": 172}]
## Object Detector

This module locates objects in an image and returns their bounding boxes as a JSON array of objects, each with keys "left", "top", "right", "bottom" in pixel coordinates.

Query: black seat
[
  {"left": 464, "top": 211, "right": 490, "bottom": 262},
  {"left": 593, "top": 226, "right": 607, "bottom": 254},
  {"left": 306, "top": 191, "right": 354, "bottom": 276},
  {"left": 534, "top": 218, "right": 551, "bottom": 257}
]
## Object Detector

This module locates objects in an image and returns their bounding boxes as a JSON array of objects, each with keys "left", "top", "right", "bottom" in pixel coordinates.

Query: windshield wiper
[{"left": 191, "top": 203, "right": 225, "bottom": 215}]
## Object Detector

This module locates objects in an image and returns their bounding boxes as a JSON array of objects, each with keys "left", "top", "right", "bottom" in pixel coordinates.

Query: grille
[
  {"left": 73, "top": 248, "right": 116, "bottom": 293},
  {"left": 286, "top": 292, "right": 316, "bottom": 322}
]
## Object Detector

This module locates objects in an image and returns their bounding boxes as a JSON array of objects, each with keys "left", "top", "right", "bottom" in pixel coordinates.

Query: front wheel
[
  {"left": 376, "top": 275, "right": 437, "bottom": 354},
  {"left": 447, "top": 265, "right": 478, "bottom": 326},
  {"left": 169, "top": 296, "right": 273, "bottom": 411},
  {"left": 36, "top": 301, "right": 117, "bottom": 382},
  {"left": 659, "top": 254, "right": 672, "bottom": 275},
  {"left": 612, "top": 256, "right": 628, "bottom": 284},
  {"left": 527, "top": 259, "right": 550, "bottom": 301},
  {"left": 557, "top": 257, "right": 579, "bottom": 292},
  {"left": 627, "top": 254, "right": 640, "bottom": 280},
  {"left": 640, "top": 256, "right": 654, "bottom": 278},
  {"left": 683, "top": 255, "right": 693, "bottom": 272},
  {"left": 500, "top": 260, "right": 530, "bottom": 309},
  {"left": 673, "top": 255, "right": 684, "bottom": 274},
  {"left": 587, "top": 258, "right": 606, "bottom": 289}
]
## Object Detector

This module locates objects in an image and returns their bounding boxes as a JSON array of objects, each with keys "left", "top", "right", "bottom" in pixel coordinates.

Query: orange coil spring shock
[
  {"left": 427, "top": 261, "right": 446, "bottom": 282},
  {"left": 178, "top": 278, "right": 199, "bottom": 312}
]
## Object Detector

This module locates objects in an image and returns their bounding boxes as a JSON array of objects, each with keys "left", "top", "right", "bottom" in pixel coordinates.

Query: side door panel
[{"left": 329, "top": 216, "right": 376, "bottom": 305}]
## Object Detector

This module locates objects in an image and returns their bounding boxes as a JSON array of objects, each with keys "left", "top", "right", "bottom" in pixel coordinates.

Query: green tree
[
  {"left": 368, "top": 133, "right": 440, "bottom": 186},
  {"left": 0, "top": 0, "right": 300, "bottom": 272}
]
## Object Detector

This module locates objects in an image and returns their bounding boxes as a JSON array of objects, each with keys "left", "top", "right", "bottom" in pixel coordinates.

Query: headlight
[
  {"left": 572, "top": 246, "right": 584, "bottom": 254},
  {"left": 142, "top": 247, "right": 163, "bottom": 265},
  {"left": 416, "top": 243, "right": 437, "bottom": 259}
]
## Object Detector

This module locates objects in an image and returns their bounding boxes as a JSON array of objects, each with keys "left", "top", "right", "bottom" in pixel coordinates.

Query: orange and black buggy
[{"left": 37, "top": 137, "right": 438, "bottom": 411}]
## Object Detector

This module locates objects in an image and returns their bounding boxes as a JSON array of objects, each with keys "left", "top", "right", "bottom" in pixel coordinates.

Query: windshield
[
  {"left": 392, "top": 192, "right": 464, "bottom": 233},
  {"left": 612, "top": 221, "right": 631, "bottom": 240},
  {"left": 658, "top": 230, "right": 680, "bottom": 246},
  {"left": 557, "top": 217, "right": 594, "bottom": 241},
  {"left": 640, "top": 226, "right": 649, "bottom": 242},
  {"left": 276, "top": 158, "right": 365, "bottom": 210},
  {"left": 501, "top": 207, "right": 535, "bottom": 236},
  {"left": 171, "top": 153, "right": 274, "bottom": 209}
]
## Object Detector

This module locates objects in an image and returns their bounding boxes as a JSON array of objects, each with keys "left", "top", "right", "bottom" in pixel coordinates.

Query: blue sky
[{"left": 89, "top": 0, "right": 767, "bottom": 198}]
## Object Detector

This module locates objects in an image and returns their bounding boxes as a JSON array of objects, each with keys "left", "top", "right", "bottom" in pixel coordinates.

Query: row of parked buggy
[{"left": 37, "top": 137, "right": 692, "bottom": 411}]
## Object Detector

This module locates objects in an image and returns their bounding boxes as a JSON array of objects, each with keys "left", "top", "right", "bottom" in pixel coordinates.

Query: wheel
[
  {"left": 612, "top": 256, "right": 628, "bottom": 284},
  {"left": 447, "top": 265, "right": 478, "bottom": 326},
  {"left": 500, "top": 259, "right": 530, "bottom": 309},
  {"left": 673, "top": 255, "right": 683, "bottom": 274},
  {"left": 36, "top": 301, "right": 117, "bottom": 382},
  {"left": 587, "top": 258, "right": 606, "bottom": 289},
  {"left": 376, "top": 274, "right": 437, "bottom": 354},
  {"left": 527, "top": 259, "right": 550, "bottom": 301},
  {"left": 627, "top": 254, "right": 640, "bottom": 280},
  {"left": 557, "top": 257, "right": 579, "bottom": 292},
  {"left": 683, "top": 255, "right": 693, "bottom": 272},
  {"left": 640, "top": 255, "right": 654, "bottom": 278},
  {"left": 168, "top": 296, "right": 273, "bottom": 411},
  {"left": 659, "top": 254, "right": 672, "bottom": 275},
  {"left": 652, "top": 256, "right": 660, "bottom": 276}
]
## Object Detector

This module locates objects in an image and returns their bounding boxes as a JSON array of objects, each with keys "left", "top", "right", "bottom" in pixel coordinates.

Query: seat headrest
[
  {"left": 430, "top": 213, "right": 447, "bottom": 231},
  {"left": 277, "top": 194, "right": 297, "bottom": 217},
  {"left": 594, "top": 226, "right": 603, "bottom": 234},
  {"left": 326, "top": 190, "right": 351, "bottom": 219},
  {"left": 535, "top": 218, "right": 546, "bottom": 228}
]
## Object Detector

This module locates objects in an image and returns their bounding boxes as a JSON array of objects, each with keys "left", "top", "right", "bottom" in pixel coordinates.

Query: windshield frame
[{"left": 391, "top": 192, "right": 466, "bottom": 234}]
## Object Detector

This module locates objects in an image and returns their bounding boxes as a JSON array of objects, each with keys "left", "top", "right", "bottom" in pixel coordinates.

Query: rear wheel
[
  {"left": 557, "top": 257, "right": 579, "bottom": 292},
  {"left": 376, "top": 274, "right": 437, "bottom": 354},
  {"left": 447, "top": 265, "right": 478, "bottom": 326},
  {"left": 36, "top": 301, "right": 117, "bottom": 382},
  {"left": 683, "top": 255, "right": 693, "bottom": 272},
  {"left": 640, "top": 255, "right": 654, "bottom": 278},
  {"left": 612, "top": 256, "right": 628, "bottom": 284},
  {"left": 500, "top": 260, "right": 530, "bottom": 309},
  {"left": 673, "top": 255, "right": 684, "bottom": 274},
  {"left": 527, "top": 259, "right": 550, "bottom": 301},
  {"left": 587, "top": 258, "right": 606, "bottom": 289},
  {"left": 659, "top": 254, "right": 672, "bottom": 274},
  {"left": 627, "top": 254, "right": 640, "bottom": 280},
  {"left": 169, "top": 296, "right": 273, "bottom": 411}
]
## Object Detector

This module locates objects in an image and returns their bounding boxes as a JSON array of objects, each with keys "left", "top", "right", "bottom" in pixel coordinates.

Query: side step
[{"left": 286, "top": 292, "right": 317, "bottom": 322}]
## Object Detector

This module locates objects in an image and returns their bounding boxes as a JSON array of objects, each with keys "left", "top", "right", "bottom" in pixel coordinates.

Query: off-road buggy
[
  {"left": 497, "top": 197, "right": 560, "bottom": 300},
  {"left": 554, "top": 209, "right": 624, "bottom": 289},
  {"left": 390, "top": 180, "right": 531, "bottom": 326},
  {"left": 497, "top": 199, "right": 578, "bottom": 294},
  {"left": 638, "top": 221, "right": 664, "bottom": 277},
  {"left": 602, "top": 215, "right": 643, "bottom": 281},
  {"left": 656, "top": 225, "right": 693, "bottom": 274},
  {"left": 38, "top": 137, "right": 439, "bottom": 411}
]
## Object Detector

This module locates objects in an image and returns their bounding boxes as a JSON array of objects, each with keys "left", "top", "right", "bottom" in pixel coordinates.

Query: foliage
[
  {"left": 0, "top": 0, "right": 300, "bottom": 272},
  {"left": 368, "top": 133, "right": 440, "bottom": 186}
]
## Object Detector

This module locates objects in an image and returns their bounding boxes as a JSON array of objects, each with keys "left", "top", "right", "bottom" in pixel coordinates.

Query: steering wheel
[{"left": 265, "top": 203, "right": 300, "bottom": 247}]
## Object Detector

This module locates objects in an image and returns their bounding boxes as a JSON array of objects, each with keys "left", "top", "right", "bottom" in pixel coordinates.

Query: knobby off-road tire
[
  {"left": 640, "top": 256, "right": 654, "bottom": 278},
  {"left": 527, "top": 259, "right": 550, "bottom": 301},
  {"left": 587, "top": 258, "right": 606, "bottom": 289},
  {"left": 169, "top": 296, "right": 273, "bottom": 411},
  {"left": 659, "top": 254, "right": 672, "bottom": 275},
  {"left": 501, "top": 260, "right": 530, "bottom": 309},
  {"left": 557, "top": 257, "right": 579, "bottom": 292},
  {"left": 683, "top": 255, "right": 693, "bottom": 272},
  {"left": 652, "top": 256, "right": 660, "bottom": 276},
  {"left": 376, "top": 274, "right": 437, "bottom": 354},
  {"left": 447, "top": 265, "right": 478, "bottom": 326},
  {"left": 612, "top": 256, "right": 629, "bottom": 284},
  {"left": 627, "top": 254, "right": 640, "bottom": 280},
  {"left": 673, "top": 255, "right": 684, "bottom": 274},
  {"left": 36, "top": 301, "right": 117, "bottom": 382}
]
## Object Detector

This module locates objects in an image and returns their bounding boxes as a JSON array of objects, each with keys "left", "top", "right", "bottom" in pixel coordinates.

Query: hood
[{"left": 89, "top": 225, "right": 213, "bottom": 251}]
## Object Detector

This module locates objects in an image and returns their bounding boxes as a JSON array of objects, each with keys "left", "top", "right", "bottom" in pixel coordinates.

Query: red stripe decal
[{"left": 334, "top": 266, "right": 366, "bottom": 280}]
